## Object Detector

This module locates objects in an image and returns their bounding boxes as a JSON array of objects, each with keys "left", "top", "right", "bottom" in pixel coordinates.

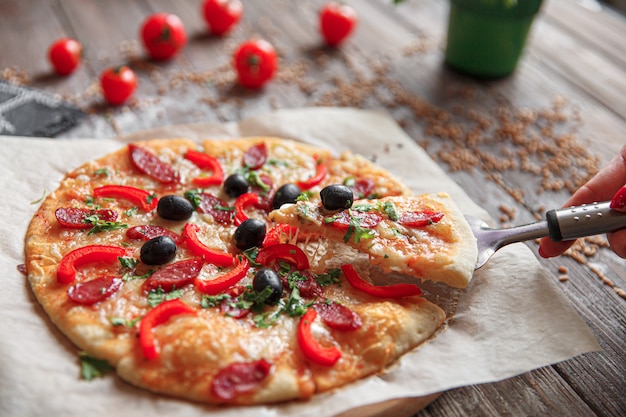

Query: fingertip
[{"left": 607, "top": 231, "right": 626, "bottom": 259}]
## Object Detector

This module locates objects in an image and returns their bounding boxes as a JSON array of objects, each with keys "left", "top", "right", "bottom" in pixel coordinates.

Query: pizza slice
[{"left": 268, "top": 192, "right": 477, "bottom": 288}]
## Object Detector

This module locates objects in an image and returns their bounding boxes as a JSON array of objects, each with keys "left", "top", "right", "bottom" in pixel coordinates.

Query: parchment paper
[{"left": 0, "top": 108, "right": 600, "bottom": 417}]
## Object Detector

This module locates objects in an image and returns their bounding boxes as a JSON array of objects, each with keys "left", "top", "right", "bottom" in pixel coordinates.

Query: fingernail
[{"left": 610, "top": 186, "right": 626, "bottom": 210}]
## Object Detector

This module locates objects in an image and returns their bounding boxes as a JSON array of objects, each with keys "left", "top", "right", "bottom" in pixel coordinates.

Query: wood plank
[
  {"left": 418, "top": 366, "right": 596, "bottom": 416},
  {"left": 544, "top": 0, "right": 626, "bottom": 68},
  {"left": 0, "top": 0, "right": 93, "bottom": 95}
]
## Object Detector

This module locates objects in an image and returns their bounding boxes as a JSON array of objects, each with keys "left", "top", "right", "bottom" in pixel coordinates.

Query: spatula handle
[{"left": 546, "top": 201, "right": 626, "bottom": 241}]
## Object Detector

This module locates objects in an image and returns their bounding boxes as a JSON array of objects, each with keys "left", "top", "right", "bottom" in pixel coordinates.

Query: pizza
[
  {"left": 23, "top": 137, "right": 472, "bottom": 405},
  {"left": 268, "top": 193, "right": 477, "bottom": 288}
]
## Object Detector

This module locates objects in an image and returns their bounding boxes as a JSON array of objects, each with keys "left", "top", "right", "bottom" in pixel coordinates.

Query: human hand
[{"left": 539, "top": 144, "right": 626, "bottom": 259}]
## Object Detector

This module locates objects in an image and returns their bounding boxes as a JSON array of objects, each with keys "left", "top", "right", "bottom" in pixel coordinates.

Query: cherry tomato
[
  {"left": 319, "top": 2, "right": 358, "bottom": 46},
  {"left": 100, "top": 66, "right": 138, "bottom": 105},
  {"left": 48, "top": 38, "right": 82, "bottom": 76},
  {"left": 140, "top": 13, "right": 187, "bottom": 61},
  {"left": 233, "top": 39, "right": 278, "bottom": 89},
  {"left": 202, "top": 0, "right": 243, "bottom": 36}
]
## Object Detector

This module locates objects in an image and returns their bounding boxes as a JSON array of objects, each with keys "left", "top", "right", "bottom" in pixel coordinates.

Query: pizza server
[{"left": 466, "top": 201, "right": 626, "bottom": 269}]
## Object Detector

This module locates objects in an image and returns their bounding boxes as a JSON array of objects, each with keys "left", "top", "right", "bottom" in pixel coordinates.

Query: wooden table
[{"left": 1, "top": 0, "right": 624, "bottom": 416}]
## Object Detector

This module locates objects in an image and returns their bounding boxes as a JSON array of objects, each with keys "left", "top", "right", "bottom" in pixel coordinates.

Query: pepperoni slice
[
  {"left": 142, "top": 258, "right": 204, "bottom": 293},
  {"left": 242, "top": 142, "right": 267, "bottom": 170},
  {"left": 128, "top": 144, "right": 178, "bottom": 184},
  {"left": 55, "top": 207, "right": 118, "bottom": 229},
  {"left": 197, "top": 193, "right": 234, "bottom": 225},
  {"left": 326, "top": 210, "right": 383, "bottom": 231},
  {"left": 126, "top": 225, "right": 183, "bottom": 243},
  {"left": 67, "top": 276, "right": 122, "bottom": 305},
  {"left": 314, "top": 301, "right": 362, "bottom": 331},
  {"left": 352, "top": 178, "right": 375, "bottom": 199},
  {"left": 398, "top": 210, "right": 444, "bottom": 227},
  {"left": 211, "top": 359, "right": 272, "bottom": 401}
]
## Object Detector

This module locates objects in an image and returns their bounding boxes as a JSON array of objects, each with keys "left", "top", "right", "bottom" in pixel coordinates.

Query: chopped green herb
[
  {"left": 122, "top": 270, "right": 154, "bottom": 282},
  {"left": 84, "top": 196, "right": 99, "bottom": 208},
  {"left": 296, "top": 191, "right": 313, "bottom": 202},
  {"left": 243, "top": 286, "right": 275, "bottom": 313},
  {"left": 147, "top": 287, "right": 184, "bottom": 307},
  {"left": 247, "top": 170, "right": 270, "bottom": 192},
  {"left": 29, "top": 189, "right": 47, "bottom": 205},
  {"left": 316, "top": 268, "right": 341, "bottom": 286},
  {"left": 242, "top": 247, "right": 261, "bottom": 267},
  {"left": 213, "top": 203, "right": 234, "bottom": 211},
  {"left": 352, "top": 203, "right": 373, "bottom": 212},
  {"left": 276, "top": 260, "right": 293, "bottom": 277},
  {"left": 118, "top": 256, "right": 138, "bottom": 269},
  {"left": 252, "top": 311, "right": 280, "bottom": 328},
  {"left": 344, "top": 216, "right": 376, "bottom": 244},
  {"left": 146, "top": 193, "right": 157, "bottom": 204},
  {"left": 382, "top": 201, "right": 399, "bottom": 221},
  {"left": 184, "top": 189, "right": 203, "bottom": 208},
  {"left": 83, "top": 215, "right": 128, "bottom": 235},
  {"left": 281, "top": 286, "right": 308, "bottom": 317},
  {"left": 267, "top": 159, "right": 289, "bottom": 167},
  {"left": 297, "top": 204, "right": 312, "bottom": 219},
  {"left": 200, "top": 294, "right": 231, "bottom": 308},
  {"left": 79, "top": 351, "right": 114, "bottom": 381},
  {"left": 94, "top": 167, "right": 110, "bottom": 177},
  {"left": 343, "top": 176, "right": 356, "bottom": 187},
  {"left": 110, "top": 316, "right": 141, "bottom": 328},
  {"left": 124, "top": 206, "right": 138, "bottom": 217}
]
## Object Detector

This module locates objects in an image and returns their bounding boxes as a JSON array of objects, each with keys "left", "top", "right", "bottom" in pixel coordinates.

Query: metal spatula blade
[{"left": 466, "top": 201, "right": 626, "bottom": 269}]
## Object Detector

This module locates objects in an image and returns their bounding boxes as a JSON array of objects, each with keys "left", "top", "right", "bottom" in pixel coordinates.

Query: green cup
[{"left": 444, "top": 0, "right": 543, "bottom": 78}]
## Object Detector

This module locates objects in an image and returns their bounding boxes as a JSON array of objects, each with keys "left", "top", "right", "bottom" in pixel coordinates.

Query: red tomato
[
  {"left": 48, "top": 38, "right": 82, "bottom": 76},
  {"left": 319, "top": 2, "right": 358, "bottom": 46},
  {"left": 233, "top": 39, "right": 278, "bottom": 89},
  {"left": 140, "top": 13, "right": 187, "bottom": 60},
  {"left": 100, "top": 66, "right": 138, "bottom": 106},
  {"left": 202, "top": 0, "right": 243, "bottom": 36}
]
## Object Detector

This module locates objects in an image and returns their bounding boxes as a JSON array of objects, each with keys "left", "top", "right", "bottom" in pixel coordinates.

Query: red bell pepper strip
[
  {"left": 185, "top": 149, "right": 225, "bottom": 187},
  {"left": 233, "top": 192, "right": 260, "bottom": 226},
  {"left": 93, "top": 185, "right": 158, "bottom": 212},
  {"left": 297, "top": 309, "right": 342, "bottom": 366},
  {"left": 194, "top": 256, "right": 249, "bottom": 295},
  {"left": 340, "top": 264, "right": 422, "bottom": 298},
  {"left": 262, "top": 223, "right": 298, "bottom": 247},
  {"left": 139, "top": 299, "right": 196, "bottom": 361},
  {"left": 256, "top": 243, "right": 310, "bottom": 270},
  {"left": 296, "top": 156, "right": 327, "bottom": 190},
  {"left": 57, "top": 245, "right": 127, "bottom": 284},
  {"left": 183, "top": 222, "right": 234, "bottom": 267}
]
